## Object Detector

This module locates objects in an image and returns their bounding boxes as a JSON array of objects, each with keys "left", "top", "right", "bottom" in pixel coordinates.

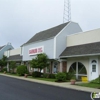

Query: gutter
[{"left": 60, "top": 53, "right": 100, "bottom": 58}]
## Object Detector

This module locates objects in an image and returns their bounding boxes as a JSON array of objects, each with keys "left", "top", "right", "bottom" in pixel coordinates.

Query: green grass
[
  {"left": 77, "top": 77, "right": 100, "bottom": 88},
  {"left": 6, "top": 73, "right": 20, "bottom": 76},
  {"left": 0, "top": 72, "right": 20, "bottom": 76},
  {"left": 77, "top": 83, "right": 100, "bottom": 88},
  {"left": 27, "top": 76, "right": 56, "bottom": 82}
]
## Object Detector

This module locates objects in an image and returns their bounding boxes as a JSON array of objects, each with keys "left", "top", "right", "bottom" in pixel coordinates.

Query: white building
[
  {"left": 22, "top": 21, "right": 82, "bottom": 73},
  {"left": 60, "top": 28, "right": 100, "bottom": 81}
]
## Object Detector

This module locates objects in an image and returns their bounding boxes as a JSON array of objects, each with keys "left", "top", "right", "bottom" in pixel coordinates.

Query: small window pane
[{"left": 92, "top": 65, "right": 96, "bottom": 72}]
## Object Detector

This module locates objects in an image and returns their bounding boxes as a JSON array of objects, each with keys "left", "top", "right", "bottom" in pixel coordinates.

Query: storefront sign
[{"left": 29, "top": 46, "right": 44, "bottom": 55}]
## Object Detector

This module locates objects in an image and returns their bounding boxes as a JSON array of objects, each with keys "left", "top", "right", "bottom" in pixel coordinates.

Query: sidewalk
[{"left": 0, "top": 74, "right": 100, "bottom": 93}]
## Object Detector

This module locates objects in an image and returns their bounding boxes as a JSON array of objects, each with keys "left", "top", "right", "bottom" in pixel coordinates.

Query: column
[
  {"left": 50, "top": 61, "right": 53, "bottom": 74},
  {"left": 59, "top": 61, "right": 63, "bottom": 72},
  {"left": 7, "top": 62, "right": 9, "bottom": 72}
]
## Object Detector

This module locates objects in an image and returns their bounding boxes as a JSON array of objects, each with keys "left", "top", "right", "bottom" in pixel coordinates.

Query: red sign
[{"left": 29, "top": 46, "right": 44, "bottom": 55}]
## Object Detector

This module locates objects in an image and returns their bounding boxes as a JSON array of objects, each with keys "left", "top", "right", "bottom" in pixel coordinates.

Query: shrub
[
  {"left": 17, "top": 65, "right": 28, "bottom": 76},
  {"left": 66, "top": 72, "right": 74, "bottom": 80},
  {"left": 32, "top": 71, "right": 41, "bottom": 77},
  {"left": 43, "top": 73, "right": 49, "bottom": 78},
  {"left": 55, "top": 72, "right": 66, "bottom": 82},
  {"left": 1, "top": 67, "right": 7, "bottom": 72}
]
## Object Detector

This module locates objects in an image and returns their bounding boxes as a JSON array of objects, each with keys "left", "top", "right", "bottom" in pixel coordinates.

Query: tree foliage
[
  {"left": 17, "top": 65, "right": 28, "bottom": 76},
  {"left": 0, "top": 55, "right": 7, "bottom": 67},
  {"left": 9, "top": 61, "right": 17, "bottom": 73},
  {"left": 30, "top": 53, "right": 49, "bottom": 72}
]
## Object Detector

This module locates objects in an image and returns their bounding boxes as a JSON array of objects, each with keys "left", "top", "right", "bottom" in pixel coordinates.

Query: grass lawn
[
  {"left": 6, "top": 73, "right": 20, "bottom": 76},
  {"left": 27, "top": 76, "right": 56, "bottom": 82},
  {"left": 77, "top": 82, "right": 100, "bottom": 89}
]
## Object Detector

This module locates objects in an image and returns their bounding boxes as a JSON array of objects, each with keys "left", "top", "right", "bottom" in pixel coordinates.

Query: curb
[{"left": 0, "top": 74, "right": 99, "bottom": 93}]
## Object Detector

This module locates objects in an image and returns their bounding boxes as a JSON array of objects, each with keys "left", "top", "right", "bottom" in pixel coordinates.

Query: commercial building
[
  {"left": 60, "top": 28, "right": 100, "bottom": 81},
  {"left": 22, "top": 21, "right": 82, "bottom": 73},
  {"left": 4, "top": 47, "right": 22, "bottom": 72},
  {"left": 3, "top": 22, "right": 100, "bottom": 81}
]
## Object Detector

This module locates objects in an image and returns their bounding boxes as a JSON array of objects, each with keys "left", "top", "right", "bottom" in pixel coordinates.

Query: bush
[
  {"left": 66, "top": 72, "right": 74, "bottom": 80},
  {"left": 1, "top": 67, "right": 7, "bottom": 72},
  {"left": 43, "top": 73, "right": 49, "bottom": 78},
  {"left": 17, "top": 65, "right": 28, "bottom": 76},
  {"left": 32, "top": 71, "right": 42, "bottom": 77},
  {"left": 55, "top": 72, "right": 66, "bottom": 82}
]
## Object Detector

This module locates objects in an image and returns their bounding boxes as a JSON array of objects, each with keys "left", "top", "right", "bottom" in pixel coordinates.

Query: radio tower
[{"left": 63, "top": 0, "right": 71, "bottom": 23}]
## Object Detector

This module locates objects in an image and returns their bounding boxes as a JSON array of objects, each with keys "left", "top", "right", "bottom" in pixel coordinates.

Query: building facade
[
  {"left": 4, "top": 47, "right": 22, "bottom": 72},
  {"left": 60, "top": 28, "right": 100, "bottom": 81},
  {"left": 22, "top": 21, "right": 82, "bottom": 73},
  {"left": 4, "top": 22, "right": 100, "bottom": 81}
]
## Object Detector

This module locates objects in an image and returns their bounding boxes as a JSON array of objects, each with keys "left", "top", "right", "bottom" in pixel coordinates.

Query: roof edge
[
  {"left": 60, "top": 53, "right": 100, "bottom": 58},
  {"left": 22, "top": 37, "right": 54, "bottom": 47}
]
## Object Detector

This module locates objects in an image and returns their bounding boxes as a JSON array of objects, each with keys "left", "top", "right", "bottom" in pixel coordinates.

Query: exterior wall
[
  {"left": 67, "top": 57, "right": 89, "bottom": 80},
  {"left": 0, "top": 43, "right": 13, "bottom": 59},
  {"left": 4, "top": 47, "right": 21, "bottom": 57},
  {"left": 67, "top": 28, "right": 100, "bottom": 47},
  {"left": 23, "top": 38, "right": 54, "bottom": 61},
  {"left": 98, "top": 57, "right": 100, "bottom": 76},
  {"left": 55, "top": 22, "right": 82, "bottom": 58}
]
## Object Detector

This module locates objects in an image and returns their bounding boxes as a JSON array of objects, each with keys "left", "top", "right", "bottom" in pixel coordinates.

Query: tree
[
  {"left": 0, "top": 55, "right": 7, "bottom": 70},
  {"left": 30, "top": 53, "right": 50, "bottom": 72},
  {"left": 9, "top": 61, "right": 17, "bottom": 73}
]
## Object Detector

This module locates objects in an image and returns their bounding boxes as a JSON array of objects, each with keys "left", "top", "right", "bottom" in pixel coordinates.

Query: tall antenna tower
[{"left": 63, "top": 0, "right": 71, "bottom": 23}]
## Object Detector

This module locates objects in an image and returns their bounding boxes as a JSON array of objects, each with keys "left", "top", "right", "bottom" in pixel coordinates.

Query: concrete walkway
[{"left": 0, "top": 73, "right": 100, "bottom": 93}]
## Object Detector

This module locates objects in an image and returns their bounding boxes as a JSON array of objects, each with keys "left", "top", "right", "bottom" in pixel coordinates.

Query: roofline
[
  {"left": 22, "top": 22, "right": 72, "bottom": 47},
  {"left": 0, "top": 45, "right": 6, "bottom": 52},
  {"left": 22, "top": 37, "right": 54, "bottom": 47},
  {"left": 60, "top": 53, "right": 100, "bottom": 58}
]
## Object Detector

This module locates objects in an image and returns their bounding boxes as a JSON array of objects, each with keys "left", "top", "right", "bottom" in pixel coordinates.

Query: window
[
  {"left": 92, "top": 60, "right": 97, "bottom": 63},
  {"left": 69, "top": 62, "right": 87, "bottom": 80},
  {"left": 53, "top": 62, "right": 58, "bottom": 73},
  {"left": 92, "top": 65, "right": 96, "bottom": 72}
]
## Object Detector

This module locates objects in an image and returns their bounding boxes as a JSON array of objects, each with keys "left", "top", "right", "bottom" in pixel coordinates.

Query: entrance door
[{"left": 90, "top": 60, "right": 98, "bottom": 80}]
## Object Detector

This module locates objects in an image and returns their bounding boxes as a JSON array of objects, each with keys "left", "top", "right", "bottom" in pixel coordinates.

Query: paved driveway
[{"left": 0, "top": 75, "right": 91, "bottom": 100}]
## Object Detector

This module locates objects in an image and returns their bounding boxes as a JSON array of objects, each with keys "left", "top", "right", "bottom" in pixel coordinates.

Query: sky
[{"left": 0, "top": 0, "right": 100, "bottom": 48}]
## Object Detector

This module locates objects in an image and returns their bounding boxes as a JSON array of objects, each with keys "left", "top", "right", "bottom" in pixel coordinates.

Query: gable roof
[
  {"left": 24, "top": 22, "right": 70, "bottom": 45},
  {"left": 0, "top": 45, "right": 5, "bottom": 50},
  {"left": 60, "top": 42, "right": 100, "bottom": 58}
]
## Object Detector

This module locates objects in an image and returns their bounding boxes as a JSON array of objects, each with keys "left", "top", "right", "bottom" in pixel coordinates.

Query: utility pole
[{"left": 63, "top": 0, "right": 71, "bottom": 23}]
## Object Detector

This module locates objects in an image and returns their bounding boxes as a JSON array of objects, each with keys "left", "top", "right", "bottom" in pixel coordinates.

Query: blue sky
[{"left": 0, "top": 0, "right": 100, "bottom": 48}]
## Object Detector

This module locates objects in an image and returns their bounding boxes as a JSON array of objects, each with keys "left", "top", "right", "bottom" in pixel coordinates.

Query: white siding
[
  {"left": 4, "top": 48, "right": 21, "bottom": 57},
  {"left": 23, "top": 38, "right": 54, "bottom": 61},
  {"left": 10, "top": 48, "right": 21, "bottom": 56},
  {"left": 55, "top": 22, "right": 82, "bottom": 58}
]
